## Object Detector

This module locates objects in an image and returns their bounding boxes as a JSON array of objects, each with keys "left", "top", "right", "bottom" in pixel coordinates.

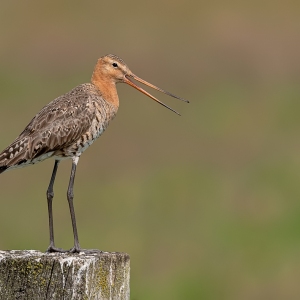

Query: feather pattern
[{"left": 0, "top": 83, "right": 117, "bottom": 173}]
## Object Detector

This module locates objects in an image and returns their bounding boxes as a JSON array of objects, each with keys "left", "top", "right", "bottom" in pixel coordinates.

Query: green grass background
[{"left": 1, "top": 1, "right": 300, "bottom": 299}]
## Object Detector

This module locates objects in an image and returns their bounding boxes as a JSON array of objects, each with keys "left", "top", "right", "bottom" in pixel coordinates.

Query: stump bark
[{"left": 0, "top": 250, "right": 130, "bottom": 300}]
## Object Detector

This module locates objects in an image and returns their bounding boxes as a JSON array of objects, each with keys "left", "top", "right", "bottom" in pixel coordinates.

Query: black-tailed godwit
[{"left": 0, "top": 54, "right": 188, "bottom": 253}]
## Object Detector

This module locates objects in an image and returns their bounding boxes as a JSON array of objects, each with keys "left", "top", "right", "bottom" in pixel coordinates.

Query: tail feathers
[
  {"left": 0, "top": 165, "right": 8, "bottom": 174},
  {"left": 0, "top": 137, "right": 30, "bottom": 173}
]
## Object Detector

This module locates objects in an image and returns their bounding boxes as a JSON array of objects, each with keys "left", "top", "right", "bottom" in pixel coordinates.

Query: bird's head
[
  {"left": 92, "top": 54, "right": 189, "bottom": 115},
  {"left": 93, "top": 54, "right": 130, "bottom": 83}
]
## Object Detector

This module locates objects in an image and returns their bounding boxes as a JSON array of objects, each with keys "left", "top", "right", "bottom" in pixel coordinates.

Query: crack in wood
[{"left": 0, "top": 250, "right": 130, "bottom": 300}]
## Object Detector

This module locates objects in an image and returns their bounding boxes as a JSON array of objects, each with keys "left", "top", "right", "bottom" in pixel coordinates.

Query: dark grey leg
[
  {"left": 67, "top": 157, "right": 101, "bottom": 254},
  {"left": 67, "top": 157, "right": 81, "bottom": 253},
  {"left": 46, "top": 160, "right": 66, "bottom": 253}
]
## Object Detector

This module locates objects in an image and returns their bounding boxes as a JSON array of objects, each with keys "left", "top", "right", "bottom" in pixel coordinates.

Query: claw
[
  {"left": 46, "top": 246, "right": 68, "bottom": 253},
  {"left": 69, "top": 247, "right": 103, "bottom": 254}
]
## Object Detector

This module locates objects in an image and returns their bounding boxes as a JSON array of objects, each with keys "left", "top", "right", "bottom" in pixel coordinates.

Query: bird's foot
[
  {"left": 68, "top": 246, "right": 103, "bottom": 254},
  {"left": 46, "top": 245, "right": 68, "bottom": 253}
]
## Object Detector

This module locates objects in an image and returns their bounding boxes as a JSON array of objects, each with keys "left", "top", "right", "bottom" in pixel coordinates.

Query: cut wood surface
[{"left": 0, "top": 250, "right": 130, "bottom": 300}]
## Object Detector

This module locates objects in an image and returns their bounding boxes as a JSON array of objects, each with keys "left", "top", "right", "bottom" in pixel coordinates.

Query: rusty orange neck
[{"left": 91, "top": 73, "right": 119, "bottom": 109}]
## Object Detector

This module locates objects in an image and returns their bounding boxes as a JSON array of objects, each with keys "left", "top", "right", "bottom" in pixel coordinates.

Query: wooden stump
[{"left": 0, "top": 250, "right": 130, "bottom": 300}]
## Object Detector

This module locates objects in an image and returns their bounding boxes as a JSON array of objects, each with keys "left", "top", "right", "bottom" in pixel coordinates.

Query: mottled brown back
[{"left": 0, "top": 83, "right": 117, "bottom": 173}]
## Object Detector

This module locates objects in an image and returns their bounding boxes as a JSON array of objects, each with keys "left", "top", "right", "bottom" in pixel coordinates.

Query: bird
[{"left": 0, "top": 54, "right": 189, "bottom": 253}]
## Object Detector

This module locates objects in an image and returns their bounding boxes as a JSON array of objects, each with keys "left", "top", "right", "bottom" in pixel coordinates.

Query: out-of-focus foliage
[{"left": 1, "top": 1, "right": 300, "bottom": 299}]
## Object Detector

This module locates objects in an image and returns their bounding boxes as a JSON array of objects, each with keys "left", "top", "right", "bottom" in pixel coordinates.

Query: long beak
[{"left": 123, "top": 74, "right": 189, "bottom": 116}]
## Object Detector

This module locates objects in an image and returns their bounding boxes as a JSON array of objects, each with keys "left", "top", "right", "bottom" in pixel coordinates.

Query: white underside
[
  {"left": 5, "top": 152, "right": 69, "bottom": 172},
  {"left": 5, "top": 124, "right": 105, "bottom": 172}
]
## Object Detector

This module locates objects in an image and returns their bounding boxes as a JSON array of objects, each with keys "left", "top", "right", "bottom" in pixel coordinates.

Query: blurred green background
[{"left": 1, "top": 1, "right": 300, "bottom": 299}]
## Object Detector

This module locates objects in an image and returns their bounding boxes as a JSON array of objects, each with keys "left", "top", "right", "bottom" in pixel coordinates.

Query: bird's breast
[{"left": 70, "top": 99, "right": 118, "bottom": 157}]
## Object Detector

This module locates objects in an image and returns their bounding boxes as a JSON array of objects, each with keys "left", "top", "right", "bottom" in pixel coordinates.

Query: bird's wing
[{"left": 0, "top": 84, "right": 97, "bottom": 168}]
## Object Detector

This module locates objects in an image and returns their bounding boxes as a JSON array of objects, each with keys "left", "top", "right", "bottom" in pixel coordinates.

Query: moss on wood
[{"left": 0, "top": 250, "right": 130, "bottom": 300}]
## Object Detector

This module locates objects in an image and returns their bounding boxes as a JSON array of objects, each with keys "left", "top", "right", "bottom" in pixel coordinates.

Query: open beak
[{"left": 123, "top": 74, "right": 189, "bottom": 116}]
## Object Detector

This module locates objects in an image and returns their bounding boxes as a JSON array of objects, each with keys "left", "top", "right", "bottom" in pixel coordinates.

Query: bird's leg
[
  {"left": 67, "top": 157, "right": 102, "bottom": 254},
  {"left": 46, "top": 160, "right": 66, "bottom": 253},
  {"left": 67, "top": 156, "right": 82, "bottom": 253}
]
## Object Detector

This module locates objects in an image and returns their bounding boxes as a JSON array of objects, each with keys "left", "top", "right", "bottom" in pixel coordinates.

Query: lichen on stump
[{"left": 0, "top": 250, "right": 130, "bottom": 300}]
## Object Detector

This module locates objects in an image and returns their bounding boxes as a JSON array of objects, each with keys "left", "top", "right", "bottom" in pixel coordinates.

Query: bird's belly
[
  {"left": 76, "top": 137, "right": 97, "bottom": 155},
  {"left": 72, "top": 123, "right": 105, "bottom": 156},
  {"left": 5, "top": 151, "right": 56, "bottom": 171}
]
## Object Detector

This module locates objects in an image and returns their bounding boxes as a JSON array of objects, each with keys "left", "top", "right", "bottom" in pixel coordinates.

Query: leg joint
[{"left": 47, "top": 190, "right": 54, "bottom": 200}]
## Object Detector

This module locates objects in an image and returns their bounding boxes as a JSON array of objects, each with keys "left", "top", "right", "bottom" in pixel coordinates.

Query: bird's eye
[{"left": 112, "top": 62, "right": 118, "bottom": 68}]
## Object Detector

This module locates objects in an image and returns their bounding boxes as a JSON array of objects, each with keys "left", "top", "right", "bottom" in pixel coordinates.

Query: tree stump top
[{"left": 0, "top": 250, "right": 130, "bottom": 300}]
